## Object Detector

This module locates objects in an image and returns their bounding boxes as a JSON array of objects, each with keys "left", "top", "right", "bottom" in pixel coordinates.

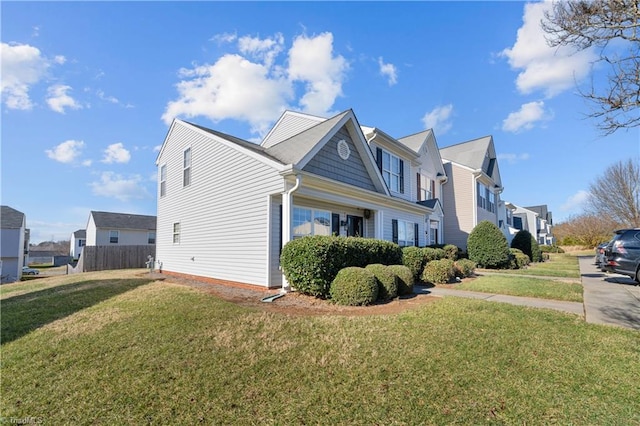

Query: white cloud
[
  {"left": 561, "top": 190, "right": 590, "bottom": 212},
  {"left": 153, "top": 145, "right": 162, "bottom": 152},
  {"left": 46, "top": 84, "right": 82, "bottom": 113},
  {"left": 501, "top": 2, "right": 597, "bottom": 97},
  {"left": 497, "top": 152, "right": 531, "bottom": 165},
  {"left": 102, "top": 142, "right": 131, "bottom": 164},
  {"left": 97, "top": 89, "right": 119, "bottom": 104},
  {"left": 238, "top": 33, "right": 284, "bottom": 68},
  {"left": 89, "top": 172, "right": 149, "bottom": 201},
  {"left": 502, "top": 101, "right": 552, "bottom": 133},
  {"left": 45, "top": 140, "right": 86, "bottom": 164},
  {"left": 378, "top": 57, "right": 398, "bottom": 86},
  {"left": 1, "top": 42, "right": 51, "bottom": 110},
  {"left": 163, "top": 32, "right": 348, "bottom": 136},
  {"left": 288, "top": 32, "right": 349, "bottom": 116},
  {"left": 422, "top": 104, "right": 454, "bottom": 135}
]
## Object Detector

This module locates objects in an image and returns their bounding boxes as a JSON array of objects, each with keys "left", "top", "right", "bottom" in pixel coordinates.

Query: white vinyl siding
[{"left": 156, "top": 122, "right": 284, "bottom": 287}]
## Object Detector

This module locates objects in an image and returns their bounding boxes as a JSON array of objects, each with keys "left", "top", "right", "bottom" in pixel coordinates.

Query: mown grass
[
  {"left": 479, "top": 253, "right": 582, "bottom": 278},
  {"left": 453, "top": 274, "right": 584, "bottom": 302},
  {"left": 2, "top": 272, "right": 639, "bottom": 425}
]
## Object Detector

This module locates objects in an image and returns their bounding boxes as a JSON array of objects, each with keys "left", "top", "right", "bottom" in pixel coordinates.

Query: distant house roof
[
  {"left": 439, "top": 136, "right": 493, "bottom": 171},
  {"left": 73, "top": 229, "right": 86, "bottom": 238},
  {"left": 1, "top": 205, "right": 25, "bottom": 229},
  {"left": 90, "top": 211, "right": 156, "bottom": 231}
]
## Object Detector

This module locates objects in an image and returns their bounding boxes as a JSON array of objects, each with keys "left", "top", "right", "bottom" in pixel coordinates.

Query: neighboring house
[
  {"left": 498, "top": 200, "right": 519, "bottom": 245},
  {"left": 70, "top": 229, "right": 86, "bottom": 260},
  {"left": 439, "top": 136, "right": 504, "bottom": 250},
  {"left": 85, "top": 211, "right": 156, "bottom": 246},
  {"left": 525, "top": 204, "right": 555, "bottom": 245},
  {"left": 156, "top": 109, "right": 446, "bottom": 289},
  {"left": 1, "top": 205, "right": 27, "bottom": 283}
]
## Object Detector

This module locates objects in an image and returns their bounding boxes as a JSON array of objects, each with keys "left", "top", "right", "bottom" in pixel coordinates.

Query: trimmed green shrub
[
  {"left": 422, "top": 247, "right": 445, "bottom": 262},
  {"left": 280, "top": 235, "right": 403, "bottom": 298},
  {"left": 421, "top": 258, "right": 455, "bottom": 284},
  {"left": 509, "top": 248, "right": 530, "bottom": 269},
  {"left": 467, "top": 221, "right": 511, "bottom": 269},
  {"left": 402, "top": 246, "right": 425, "bottom": 281},
  {"left": 330, "top": 267, "right": 378, "bottom": 306},
  {"left": 366, "top": 264, "right": 398, "bottom": 301},
  {"left": 443, "top": 244, "right": 461, "bottom": 260},
  {"left": 531, "top": 236, "right": 543, "bottom": 263},
  {"left": 453, "top": 258, "right": 476, "bottom": 278},
  {"left": 387, "top": 265, "right": 414, "bottom": 296}
]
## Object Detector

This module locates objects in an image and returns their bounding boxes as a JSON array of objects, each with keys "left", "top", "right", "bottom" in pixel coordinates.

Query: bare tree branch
[
  {"left": 585, "top": 158, "right": 640, "bottom": 226},
  {"left": 542, "top": 0, "right": 640, "bottom": 135}
]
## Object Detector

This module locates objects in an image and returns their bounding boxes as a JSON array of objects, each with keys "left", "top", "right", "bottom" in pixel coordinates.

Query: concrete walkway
[
  {"left": 416, "top": 256, "right": 640, "bottom": 331},
  {"left": 579, "top": 256, "right": 640, "bottom": 330}
]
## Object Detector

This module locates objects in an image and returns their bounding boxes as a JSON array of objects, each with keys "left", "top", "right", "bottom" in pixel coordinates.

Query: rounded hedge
[
  {"left": 423, "top": 247, "right": 445, "bottom": 263},
  {"left": 330, "top": 267, "right": 378, "bottom": 306},
  {"left": 280, "top": 235, "right": 403, "bottom": 298},
  {"left": 387, "top": 265, "right": 414, "bottom": 295},
  {"left": 467, "top": 220, "right": 511, "bottom": 269},
  {"left": 402, "top": 246, "right": 425, "bottom": 281},
  {"left": 453, "top": 258, "right": 476, "bottom": 278},
  {"left": 511, "top": 230, "right": 544, "bottom": 263},
  {"left": 421, "top": 258, "right": 455, "bottom": 284},
  {"left": 509, "top": 248, "right": 530, "bottom": 269},
  {"left": 366, "top": 264, "right": 398, "bottom": 301}
]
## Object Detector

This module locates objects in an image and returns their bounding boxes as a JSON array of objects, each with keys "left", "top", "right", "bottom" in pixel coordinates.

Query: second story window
[
  {"left": 109, "top": 230, "right": 119, "bottom": 244},
  {"left": 160, "top": 164, "right": 167, "bottom": 197},
  {"left": 377, "top": 148, "right": 404, "bottom": 193},
  {"left": 477, "top": 182, "right": 495, "bottom": 213},
  {"left": 183, "top": 148, "right": 192, "bottom": 187},
  {"left": 418, "top": 174, "right": 433, "bottom": 201}
]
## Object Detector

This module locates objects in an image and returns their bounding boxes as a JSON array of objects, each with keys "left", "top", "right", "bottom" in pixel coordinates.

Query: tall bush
[
  {"left": 467, "top": 220, "right": 510, "bottom": 269},
  {"left": 366, "top": 264, "right": 398, "bottom": 301},
  {"left": 280, "top": 235, "right": 402, "bottom": 298}
]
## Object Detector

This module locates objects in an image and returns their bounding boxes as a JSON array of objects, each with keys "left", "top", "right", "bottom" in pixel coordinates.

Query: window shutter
[
  {"left": 414, "top": 223, "right": 419, "bottom": 246},
  {"left": 416, "top": 173, "right": 421, "bottom": 200},
  {"left": 392, "top": 219, "right": 398, "bottom": 244},
  {"left": 376, "top": 147, "right": 383, "bottom": 173},
  {"left": 331, "top": 213, "right": 340, "bottom": 236},
  {"left": 431, "top": 180, "right": 436, "bottom": 199},
  {"left": 399, "top": 159, "right": 405, "bottom": 194}
]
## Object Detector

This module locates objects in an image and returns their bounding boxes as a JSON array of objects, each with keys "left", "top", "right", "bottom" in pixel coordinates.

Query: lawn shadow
[
  {"left": 1, "top": 278, "right": 153, "bottom": 344},
  {"left": 598, "top": 306, "right": 640, "bottom": 330}
]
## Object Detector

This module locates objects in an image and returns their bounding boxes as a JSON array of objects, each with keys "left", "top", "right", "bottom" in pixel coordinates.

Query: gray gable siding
[{"left": 302, "top": 127, "right": 377, "bottom": 192}]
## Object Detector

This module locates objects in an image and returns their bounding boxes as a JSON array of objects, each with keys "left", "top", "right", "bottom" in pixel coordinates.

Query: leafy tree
[
  {"left": 467, "top": 220, "right": 511, "bottom": 269},
  {"left": 585, "top": 158, "right": 640, "bottom": 227},
  {"left": 554, "top": 213, "right": 621, "bottom": 247},
  {"left": 541, "top": 0, "right": 640, "bottom": 134}
]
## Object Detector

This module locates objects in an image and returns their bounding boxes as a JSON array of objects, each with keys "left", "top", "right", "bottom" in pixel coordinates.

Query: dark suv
[{"left": 604, "top": 228, "right": 640, "bottom": 284}]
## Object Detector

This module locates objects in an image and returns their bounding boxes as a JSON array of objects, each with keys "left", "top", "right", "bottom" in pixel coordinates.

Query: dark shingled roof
[
  {"left": 91, "top": 211, "right": 156, "bottom": 231},
  {"left": 73, "top": 229, "right": 86, "bottom": 238},
  {"left": 1, "top": 205, "right": 25, "bottom": 229}
]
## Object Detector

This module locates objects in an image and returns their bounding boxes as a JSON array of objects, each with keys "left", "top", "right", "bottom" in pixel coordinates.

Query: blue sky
[{"left": 2, "top": 1, "right": 636, "bottom": 243}]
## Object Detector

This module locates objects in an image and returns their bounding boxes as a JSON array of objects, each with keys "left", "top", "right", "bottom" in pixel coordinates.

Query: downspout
[{"left": 281, "top": 174, "right": 302, "bottom": 293}]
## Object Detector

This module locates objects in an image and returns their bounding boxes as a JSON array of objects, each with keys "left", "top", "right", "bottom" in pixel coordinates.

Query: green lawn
[
  {"left": 452, "top": 274, "right": 584, "bottom": 302},
  {"left": 1, "top": 271, "right": 638, "bottom": 425},
  {"left": 478, "top": 253, "right": 582, "bottom": 278}
]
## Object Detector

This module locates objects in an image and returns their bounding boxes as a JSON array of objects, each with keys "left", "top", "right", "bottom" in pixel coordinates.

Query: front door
[{"left": 347, "top": 215, "right": 363, "bottom": 237}]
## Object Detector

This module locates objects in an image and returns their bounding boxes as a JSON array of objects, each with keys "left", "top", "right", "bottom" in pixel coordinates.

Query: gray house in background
[
  {"left": 440, "top": 136, "right": 504, "bottom": 251},
  {"left": 70, "top": 229, "right": 86, "bottom": 260},
  {"left": 86, "top": 211, "right": 156, "bottom": 247},
  {"left": 1, "top": 205, "right": 27, "bottom": 283}
]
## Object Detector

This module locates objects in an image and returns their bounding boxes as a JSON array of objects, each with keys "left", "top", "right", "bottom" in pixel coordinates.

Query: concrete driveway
[{"left": 580, "top": 256, "right": 640, "bottom": 330}]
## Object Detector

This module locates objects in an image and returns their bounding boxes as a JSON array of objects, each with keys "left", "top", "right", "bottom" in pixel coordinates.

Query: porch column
[{"left": 375, "top": 210, "right": 384, "bottom": 240}]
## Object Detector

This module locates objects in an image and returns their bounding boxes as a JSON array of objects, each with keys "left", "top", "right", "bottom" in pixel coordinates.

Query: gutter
[{"left": 281, "top": 173, "right": 302, "bottom": 293}]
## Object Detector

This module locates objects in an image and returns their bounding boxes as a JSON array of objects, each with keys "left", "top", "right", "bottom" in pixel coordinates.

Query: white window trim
[
  {"left": 173, "top": 223, "right": 181, "bottom": 244},
  {"left": 382, "top": 150, "right": 402, "bottom": 193},
  {"left": 183, "top": 147, "right": 191, "bottom": 187},
  {"left": 397, "top": 220, "right": 415, "bottom": 247},
  {"left": 160, "top": 164, "right": 167, "bottom": 197},
  {"left": 148, "top": 231, "right": 156, "bottom": 245},
  {"left": 109, "top": 230, "right": 119, "bottom": 244},
  {"left": 292, "top": 207, "right": 332, "bottom": 238}
]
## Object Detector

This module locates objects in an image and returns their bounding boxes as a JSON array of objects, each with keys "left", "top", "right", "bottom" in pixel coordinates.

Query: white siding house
[
  {"left": 70, "top": 229, "right": 86, "bottom": 260},
  {"left": 156, "top": 109, "right": 443, "bottom": 289},
  {"left": 85, "top": 211, "right": 156, "bottom": 247},
  {"left": 1, "top": 205, "right": 26, "bottom": 283}
]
